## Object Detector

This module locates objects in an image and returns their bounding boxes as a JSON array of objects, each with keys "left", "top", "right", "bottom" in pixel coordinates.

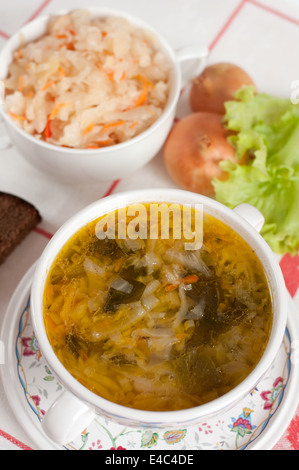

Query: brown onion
[
  {"left": 163, "top": 112, "right": 236, "bottom": 196},
  {"left": 190, "top": 62, "right": 255, "bottom": 115}
]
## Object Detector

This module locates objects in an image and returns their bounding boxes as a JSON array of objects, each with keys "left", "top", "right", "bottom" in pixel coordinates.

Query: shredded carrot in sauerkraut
[
  {"left": 101, "top": 120, "right": 126, "bottom": 134},
  {"left": 49, "top": 102, "right": 68, "bottom": 120}
]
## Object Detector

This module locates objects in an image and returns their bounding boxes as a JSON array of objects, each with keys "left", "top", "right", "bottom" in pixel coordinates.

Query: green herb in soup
[{"left": 43, "top": 205, "right": 272, "bottom": 411}]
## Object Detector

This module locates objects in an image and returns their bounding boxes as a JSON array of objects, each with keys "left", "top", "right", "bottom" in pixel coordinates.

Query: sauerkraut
[{"left": 4, "top": 10, "right": 171, "bottom": 149}]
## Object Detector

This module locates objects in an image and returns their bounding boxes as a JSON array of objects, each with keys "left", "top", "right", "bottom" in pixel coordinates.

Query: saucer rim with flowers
[{"left": 1, "top": 262, "right": 298, "bottom": 450}]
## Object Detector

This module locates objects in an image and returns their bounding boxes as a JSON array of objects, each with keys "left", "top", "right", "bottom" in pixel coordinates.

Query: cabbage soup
[{"left": 43, "top": 204, "right": 272, "bottom": 411}]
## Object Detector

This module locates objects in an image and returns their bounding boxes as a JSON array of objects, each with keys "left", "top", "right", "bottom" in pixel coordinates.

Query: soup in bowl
[{"left": 30, "top": 189, "right": 287, "bottom": 444}]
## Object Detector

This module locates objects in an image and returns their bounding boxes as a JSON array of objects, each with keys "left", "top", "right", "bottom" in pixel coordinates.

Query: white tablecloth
[{"left": 0, "top": 0, "right": 299, "bottom": 450}]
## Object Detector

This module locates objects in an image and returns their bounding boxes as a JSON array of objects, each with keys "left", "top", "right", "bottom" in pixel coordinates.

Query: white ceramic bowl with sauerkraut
[
  {"left": 0, "top": 9, "right": 208, "bottom": 182},
  {"left": 30, "top": 189, "right": 288, "bottom": 445}
]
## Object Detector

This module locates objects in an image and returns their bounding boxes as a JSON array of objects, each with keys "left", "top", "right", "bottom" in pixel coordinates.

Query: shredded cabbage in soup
[{"left": 43, "top": 205, "right": 272, "bottom": 411}]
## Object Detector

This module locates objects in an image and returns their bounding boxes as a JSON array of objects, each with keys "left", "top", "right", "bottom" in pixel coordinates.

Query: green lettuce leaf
[{"left": 213, "top": 86, "right": 299, "bottom": 255}]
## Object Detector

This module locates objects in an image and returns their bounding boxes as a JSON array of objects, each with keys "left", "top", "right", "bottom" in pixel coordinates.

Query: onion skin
[
  {"left": 190, "top": 63, "right": 255, "bottom": 115},
  {"left": 163, "top": 112, "right": 236, "bottom": 196}
]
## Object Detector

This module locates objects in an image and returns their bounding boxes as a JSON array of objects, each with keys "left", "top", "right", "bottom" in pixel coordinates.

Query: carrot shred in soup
[{"left": 43, "top": 204, "right": 272, "bottom": 411}]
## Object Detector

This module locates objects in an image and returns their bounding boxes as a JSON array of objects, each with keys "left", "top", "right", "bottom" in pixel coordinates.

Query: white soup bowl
[{"left": 30, "top": 188, "right": 288, "bottom": 445}]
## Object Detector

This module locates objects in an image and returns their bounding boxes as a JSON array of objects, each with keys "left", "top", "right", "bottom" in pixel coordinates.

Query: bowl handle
[
  {"left": 41, "top": 390, "right": 96, "bottom": 445},
  {"left": 175, "top": 44, "right": 209, "bottom": 88},
  {"left": 233, "top": 203, "right": 265, "bottom": 233}
]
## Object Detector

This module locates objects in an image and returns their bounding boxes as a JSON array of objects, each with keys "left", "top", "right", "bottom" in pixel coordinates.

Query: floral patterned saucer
[{"left": 1, "top": 264, "right": 299, "bottom": 450}]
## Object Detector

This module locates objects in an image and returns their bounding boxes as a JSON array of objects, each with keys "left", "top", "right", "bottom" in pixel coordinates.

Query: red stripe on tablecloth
[
  {"left": 0, "top": 0, "right": 53, "bottom": 39},
  {"left": 0, "top": 429, "right": 33, "bottom": 450},
  {"left": 102, "top": 179, "right": 121, "bottom": 198},
  {"left": 0, "top": 30, "right": 10, "bottom": 39},
  {"left": 208, "top": 0, "right": 247, "bottom": 51},
  {"left": 279, "top": 253, "right": 299, "bottom": 298},
  {"left": 247, "top": 0, "right": 299, "bottom": 27},
  {"left": 34, "top": 226, "right": 53, "bottom": 240},
  {"left": 25, "top": 0, "right": 53, "bottom": 23}
]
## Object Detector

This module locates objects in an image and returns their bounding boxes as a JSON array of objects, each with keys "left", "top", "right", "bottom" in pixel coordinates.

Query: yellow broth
[{"left": 43, "top": 205, "right": 272, "bottom": 411}]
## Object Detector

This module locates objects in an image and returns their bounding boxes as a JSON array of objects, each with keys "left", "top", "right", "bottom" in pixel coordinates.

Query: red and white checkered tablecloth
[{"left": 0, "top": 0, "right": 298, "bottom": 451}]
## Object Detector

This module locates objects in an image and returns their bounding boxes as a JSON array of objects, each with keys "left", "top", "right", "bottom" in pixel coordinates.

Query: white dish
[
  {"left": 29, "top": 189, "right": 288, "bottom": 444},
  {"left": 0, "top": 8, "right": 208, "bottom": 183},
  {"left": 1, "top": 263, "right": 298, "bottom": 450}
]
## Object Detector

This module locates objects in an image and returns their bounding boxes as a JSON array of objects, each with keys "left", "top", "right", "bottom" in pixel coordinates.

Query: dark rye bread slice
[{"left": 0, "top": 192, "right": 41, "bottom": 265}]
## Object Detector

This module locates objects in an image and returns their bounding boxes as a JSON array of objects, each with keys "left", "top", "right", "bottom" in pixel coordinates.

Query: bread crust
[{"left": 0, "top": 192, "right": 41, "bottom": 264}]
